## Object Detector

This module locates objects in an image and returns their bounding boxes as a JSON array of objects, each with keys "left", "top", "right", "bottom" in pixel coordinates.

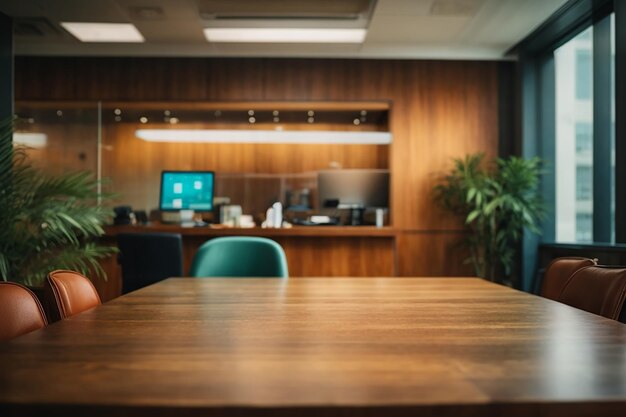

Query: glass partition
[
  {"left": 14, "top": 101, "right": 391, "bottom": 223},
  {"left": 14, "top": 102, "right": 99, "bottom": 176}
]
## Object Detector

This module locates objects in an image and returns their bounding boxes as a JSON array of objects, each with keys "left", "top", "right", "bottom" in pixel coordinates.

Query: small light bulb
[{"left": 140, "top": 117, "right": 148, "bottom": 123}]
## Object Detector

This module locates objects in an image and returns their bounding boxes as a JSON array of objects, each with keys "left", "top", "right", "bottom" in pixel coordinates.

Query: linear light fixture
[
  {"left": 203, "top": 28, "right": 367, "bottom": 43},
  {"left": 135, "top": 129, "right": 391, "bottom": 145},
  {"left": 13, "top": 133, "right": 47, "bottom": 148},
  {"left": 61, "top": 22, "right": 145, "bottom": 42}
]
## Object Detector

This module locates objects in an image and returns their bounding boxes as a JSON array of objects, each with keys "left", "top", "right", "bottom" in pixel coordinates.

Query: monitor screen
[
  {"left": 318, "top": 169, "right": 389, "bottom": 208},
  {"left": 160, "top": 171, "right": 214, "bottom": 212}
]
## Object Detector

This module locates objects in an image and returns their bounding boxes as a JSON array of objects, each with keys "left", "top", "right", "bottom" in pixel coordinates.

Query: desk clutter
[{"left": 112, "top": 168, "right": 390, "bottom": 229}]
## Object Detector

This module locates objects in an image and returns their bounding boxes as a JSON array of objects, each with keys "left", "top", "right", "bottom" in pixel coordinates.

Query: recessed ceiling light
[
  {"left": 61, "top": 22, "right": 144, "bottom": 43},
  {"left": 203, "top": 28, "right": 367, "bottom": 43}
]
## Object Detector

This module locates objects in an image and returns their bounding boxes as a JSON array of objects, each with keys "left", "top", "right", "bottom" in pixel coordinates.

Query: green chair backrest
[{"left": 189, "top": 236, "right": 289, "bottom": 278}]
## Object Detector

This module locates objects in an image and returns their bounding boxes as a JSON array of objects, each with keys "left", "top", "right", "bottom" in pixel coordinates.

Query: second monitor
[{"left": 318, "top": 169, "right": 389, "bottom": 209}]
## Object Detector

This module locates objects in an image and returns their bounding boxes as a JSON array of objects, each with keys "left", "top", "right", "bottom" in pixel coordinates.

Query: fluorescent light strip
[
  {"left": 61, "top": 22, "right": 145, "bottom": 43},
  {"left": 135, "top": 129, "right": 391, "bottom": 145},
  {"left": 13, "top": 133, "right": 48, "bottom": 148},
  {"left": 203, "top": 28, "right": 367, "bottom": 43}
]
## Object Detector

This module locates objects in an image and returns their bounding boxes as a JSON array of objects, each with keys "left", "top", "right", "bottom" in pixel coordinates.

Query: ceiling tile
[
  {"left": 373, "top": 0, "right": 434, "bottom": 16},
  {"left": 366, "top": 15, "right": 469, "bottom": 43},
  {"left": 135, "top": 20, "right": 206, "bottom": 43}
]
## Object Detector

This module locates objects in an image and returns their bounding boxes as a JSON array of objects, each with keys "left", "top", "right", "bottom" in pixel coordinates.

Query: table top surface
[{"left": 1, "top": 277, "right": 626, "bottom": 417}]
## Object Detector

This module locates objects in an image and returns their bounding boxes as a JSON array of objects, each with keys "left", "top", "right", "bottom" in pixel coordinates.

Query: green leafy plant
[
  {"left": 434, "top": 153, "right": 544, "bottom": 283},
  {"left": 0, "top": 118, "right": 116, "bottom": 286}
]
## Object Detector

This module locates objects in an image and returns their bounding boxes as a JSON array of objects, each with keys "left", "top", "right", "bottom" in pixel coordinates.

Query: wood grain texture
[
  {"left": 93, "top": 254, "right": 122, "bottom": 303},
  {"left": 14, "top": 119, "right": 98, "bottom": 175},
  {"left": 1, "top": 278, "right": 625, "bottom": 417},
  {"left": 101, "top": 100, "right": 392, "bottom": 111},
  {"left": 396, "top": 231, "right": 475, "bottom": 276},
  {"left": 14, "top": 57, "right": 502, "bottom": 282}
]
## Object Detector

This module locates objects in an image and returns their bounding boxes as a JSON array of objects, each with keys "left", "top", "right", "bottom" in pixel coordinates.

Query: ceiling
[{"left": 0, "top": 0, "right": 568, "bottom": 60}]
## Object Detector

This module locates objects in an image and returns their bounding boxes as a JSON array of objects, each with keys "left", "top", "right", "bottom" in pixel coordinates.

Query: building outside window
[
  {"left": 576, "top": 166, "right": 592, "bottom": 201},
  {"left": 576, "top": 213, "right": 593, "bottom": 241},
  {"left": 555, "top": 27, "right": 593, "bottom": 243},
  {"left": 554, "top": 14, "right": 616, "bottom": 244},
  {"left": 575, "top": 122, "right": 592, "bottom": 152},
  {"left": 575, "top": 49, "right": 592, "bottom": 100}
]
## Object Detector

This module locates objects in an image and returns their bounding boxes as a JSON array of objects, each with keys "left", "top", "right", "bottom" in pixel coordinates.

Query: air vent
[
  {"left": 430, "top": 0, "right": 484, "bottom": 17},
  {"left": 128, "top": 7, "right": 165, "bottom": 20},
  {"left": 204, "top": 14, "right": 361, "bottom": 21},
  {"left": 14, "top": 18, "right": 62, "bottom": 38},
  {"left": 197, "top": 0, "right": 374, "bottom": 21}
]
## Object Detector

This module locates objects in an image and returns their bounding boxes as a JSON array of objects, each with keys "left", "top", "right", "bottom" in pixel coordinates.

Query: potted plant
[
  {"left": 434, "top": 153, "right": 544, "bottom": 284},
  {"left": 0, "top": 118, "right": 116, "bottom": 288}
]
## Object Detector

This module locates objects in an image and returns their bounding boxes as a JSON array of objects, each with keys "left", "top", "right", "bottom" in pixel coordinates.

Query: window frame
[{"left": 510, "top": 0, "right": 623, "bottom": 291}]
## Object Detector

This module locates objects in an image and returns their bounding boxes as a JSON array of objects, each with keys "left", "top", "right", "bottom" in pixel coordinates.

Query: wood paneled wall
[
  {"left": 17, "top": 123, "right": 98, "bottom": 175},
  {"left": 15, "top": 57, "right": 505, "bottom": 277}
]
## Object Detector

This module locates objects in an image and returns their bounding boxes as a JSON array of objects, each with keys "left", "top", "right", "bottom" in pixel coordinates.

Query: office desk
[
  {"left": 98, "top": 225, "right": 398, "bottom": 301},
  {"left": 1, "top": 278, "right": 626, "bottom": 417}
]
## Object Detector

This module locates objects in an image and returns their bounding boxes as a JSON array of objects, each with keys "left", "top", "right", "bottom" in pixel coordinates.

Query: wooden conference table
[{"left": 1, "top": 278, "right": 626, "bottom": 417}]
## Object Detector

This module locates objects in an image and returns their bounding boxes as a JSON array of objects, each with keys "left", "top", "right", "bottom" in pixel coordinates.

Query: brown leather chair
[
  {"left": 541, "top": 257, "right": 597, "bottom": 301},
  {"left": 44, "top": 270, "right": 101, "bottom": 322},
  {"left": 0, "top": 282, "right": 48, "bottom": 342},
  {"left": 557, "top": 266, "right": 626, "bottom": 322}
]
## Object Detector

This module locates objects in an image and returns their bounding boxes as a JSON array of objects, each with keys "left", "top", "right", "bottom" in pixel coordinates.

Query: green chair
[{"left": 189, "top": 237, "right": 289, "bottom": 278}]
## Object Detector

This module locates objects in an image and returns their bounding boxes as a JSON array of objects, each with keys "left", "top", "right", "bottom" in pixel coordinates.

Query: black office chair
[{"left": 117, "top": 233, "right": 183, "bottom": 294}]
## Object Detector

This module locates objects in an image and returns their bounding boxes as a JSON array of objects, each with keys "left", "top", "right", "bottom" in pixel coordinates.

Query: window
[
  {"left": 518, "top": 5, "right": 620, "bottom": 290},
  {"left": 552, "top": 14, "right": 616, "bottom": 244},
  {"left": 555, "top": 27, "right": 593, "bottom": 243}
]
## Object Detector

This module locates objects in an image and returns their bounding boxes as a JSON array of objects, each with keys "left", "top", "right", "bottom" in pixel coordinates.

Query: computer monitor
[
  {"left": 159, "top": 171, "right": 215, "bottom": 212},
  {"left": 318, "top": 169, "right": 389, "bottom": 208}
]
